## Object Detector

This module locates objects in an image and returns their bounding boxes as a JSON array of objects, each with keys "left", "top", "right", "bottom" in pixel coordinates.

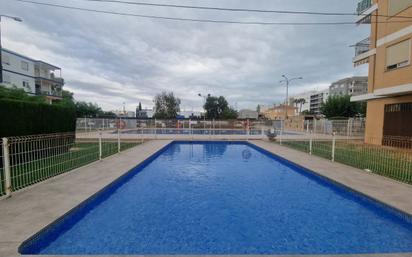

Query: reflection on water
[
  {"left": 203, "top": 143, "right": 227, "bottom": 159},
  {"left": 241, "top": 149, "right": 252, "bottom": 161}
]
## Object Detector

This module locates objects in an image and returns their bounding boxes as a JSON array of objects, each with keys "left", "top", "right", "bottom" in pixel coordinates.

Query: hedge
[{"left": 0, "top": 99, "right": 76, "bottom": 138}]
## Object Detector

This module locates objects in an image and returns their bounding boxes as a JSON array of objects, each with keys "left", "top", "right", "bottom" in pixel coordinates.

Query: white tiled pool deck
[{"left": 0, "top": 139, "right": 411, "bottom": 257}]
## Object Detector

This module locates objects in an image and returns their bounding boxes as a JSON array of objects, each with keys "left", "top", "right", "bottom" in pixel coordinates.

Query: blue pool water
[{"left": 21, "top": 142, "right": 412, "bottom": 255}]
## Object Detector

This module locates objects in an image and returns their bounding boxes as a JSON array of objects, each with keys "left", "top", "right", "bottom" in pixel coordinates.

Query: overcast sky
[{"left": 2, "top": 0, "right": 369, "bottom": 112}]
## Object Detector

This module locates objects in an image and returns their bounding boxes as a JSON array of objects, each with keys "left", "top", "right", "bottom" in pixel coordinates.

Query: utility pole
[{"left": 0, "top": 15, "right": 23, "bottom": 84}]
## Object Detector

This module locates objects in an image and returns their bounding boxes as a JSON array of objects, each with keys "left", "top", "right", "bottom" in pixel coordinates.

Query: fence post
[
  {"left": 314, "top": 119, "right": 317, "bottom": 134},
  {"left": 309, "top": 137, "right": 313, "bottom": 155},
  {"left": 117, "top": 128, "right": 121, "bottom": 153},
  {"left": 331, "top": 132, "right": 336, "bottom": 162},
  {"left": 279, "top": 122, "right": 283, "bottom": 145},
  {"left": 2, "top": 138, "right": 12, "bottom": 197},
  {"left": 154, "top": 119, "right": 157, "bottom": 139},
  {"left": 98, "top": 130, "right": 102, "bottom": 160}
]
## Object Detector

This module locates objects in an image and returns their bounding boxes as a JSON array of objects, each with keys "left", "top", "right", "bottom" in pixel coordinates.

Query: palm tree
[{"left": 298, "top": 98, "right": 306, "bottom": 114}]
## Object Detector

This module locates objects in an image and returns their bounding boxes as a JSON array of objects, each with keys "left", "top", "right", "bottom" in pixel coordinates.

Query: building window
[
  {"left": 21, "top": 61, "right": 29, "bottom": 71},
  {"left": 2, "top": 55, "right": 10, "bottom": 65},
  {"left": 23, "top": 81, "right": 31, "bottom": 90},
  {"left": 386, "top": 40, "right": 411, "bottom": 71},
  {"left": 388, "top": 0, "right": 412, "bottom": 16}
]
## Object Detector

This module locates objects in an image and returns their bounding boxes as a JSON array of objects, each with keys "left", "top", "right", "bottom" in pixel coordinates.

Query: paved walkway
[{"left": 0, "top": 139, "right": 411, "bottom": 257}]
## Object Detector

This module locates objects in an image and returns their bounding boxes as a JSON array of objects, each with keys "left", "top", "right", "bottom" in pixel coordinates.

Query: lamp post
[
  {"left": 0, "top": 15, "right": 23, "bottom": 84},
  {"left": 198, "top": 93, "right": 210, "bottom": 130},
  {"left": 280, "top": 75, "right": 303, "bottom": 120}
]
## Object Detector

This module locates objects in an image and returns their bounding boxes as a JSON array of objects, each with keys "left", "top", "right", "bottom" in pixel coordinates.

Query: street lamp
[
  {"left": 0, "top": 15, "right": 23, "bottom": 84},
  {"left": 198, "top": 93, "right": 210, "bottom": 129},
  {"left": 280, "top": 75, "right": 303, "bottom": 120}
]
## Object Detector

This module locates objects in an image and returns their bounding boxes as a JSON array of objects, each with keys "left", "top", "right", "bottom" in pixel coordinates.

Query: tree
[
  {"left": 204, "top": 95, "right": 237, "bottom": 119},
  {"left": 55, "top": 90, "right": 75, "bottom": 108},
  {"left": 221, "top": 106, "right": 238, "bottom": 119},
  {"left": 321, "top": 95, "right": 366, "bottom": 118},
  {"left": 298, "top": 98, "right": 306, "bottom": 113},
  {"left": 256, "top": 104, "right": 261, "bottom": 113},
  {"left": 153, "top": 91, "right": 181, "bottom": 119},
  {"left": 75, "top": 101, "right": 103, "bottom": 118},
  {"left": 0, "top": 85, "right": 45, "bottom": 103}
]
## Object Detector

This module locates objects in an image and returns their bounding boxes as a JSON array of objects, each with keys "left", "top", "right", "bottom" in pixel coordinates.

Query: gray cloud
[{"left": 3, "top": 0, "right": 368, "bottom": 111}]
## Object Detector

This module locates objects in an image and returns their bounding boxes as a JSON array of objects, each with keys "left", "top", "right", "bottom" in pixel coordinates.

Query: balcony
[
  {"left": 353, "top": 38, "right": 376, "bottom": 66},
  {"left": 355, "top": 38, "right": 370, "bottom": 56},
  {"left": 357, "top": 0, "right": 372, "bottom": 15},
  {"left": 356, "top": 0, "right": 377, "bottom": 24},
  {"left": 35, "top": 87, "right": 63, "bottom": 98}
]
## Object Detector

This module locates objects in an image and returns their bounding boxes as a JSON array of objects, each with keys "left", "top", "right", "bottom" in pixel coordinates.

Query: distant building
[
  {"left": 262, "top": 105, "right": 297, "bottom": 120},
  {"left": 238, "top": 109, "right": 258, "bottom": 120},
  {"left": 113, "top": 110, "right": 135, "bottom": 118},
  {"left": 289, "top": 90, "right": 316, "bottom": 114},
  {"left": 258, "top": 105, "right": 272, "bottom": 114},
  {"left": 136, "top": 108, "right": 154, "bottom": 119},
  {"left": 329, "top": 76, "right": 368, "bottom": 97},
  {"left": 310, "top": 89, "right": 329, "bottom": 115},
  {"left": 1, "top": 48, "right": 64, "bottom": 104}
]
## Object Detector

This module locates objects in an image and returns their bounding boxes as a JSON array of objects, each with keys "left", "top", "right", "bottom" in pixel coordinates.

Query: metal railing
[
  {"left": 276, "top": 135, "right": 412, "bottom": 184},
  {"left": 354, "top": 37, "right": 371, "bottom": 57},
  {"left": 0, "top": 131, "right": 142, "bottom": 197},
  {"left": 357, "top": 0, "right": 372, "bottom": 14},
  {"left": 76, "top": 118, "right": 365, "bottom": 138}
]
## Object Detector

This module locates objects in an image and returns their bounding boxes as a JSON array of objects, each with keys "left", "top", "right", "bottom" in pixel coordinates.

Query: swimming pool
[{"left": 20, "top": 141, "right": 412, "bottom": 255}]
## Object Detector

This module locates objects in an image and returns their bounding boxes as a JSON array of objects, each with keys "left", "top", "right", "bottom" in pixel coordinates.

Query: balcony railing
[
  {"left": 35, "top": 89, "right": 63, "bottom": 98},
  {"left": 357, "top": 0, "right": 372, "bottom": 15},
  {"left": 354, "top": 37, "right": 370, "bottom": 57}
]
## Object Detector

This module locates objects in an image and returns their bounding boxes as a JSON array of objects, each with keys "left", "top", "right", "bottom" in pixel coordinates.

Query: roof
[
  {"left": 331, "top": 76, "right": 368, "bottom": 85},
  {"left": 2, "top": 48, "right": 61, "bottom": 70}
]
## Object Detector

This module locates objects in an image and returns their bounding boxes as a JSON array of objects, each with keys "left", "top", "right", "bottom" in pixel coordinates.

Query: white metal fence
[
  {"left": 0, "top": 118, "right": 370, "bottom": 198},
  {"left": 276, "top": 135, "right": 412, "bottom": 184},
  {"left": 0, "top": 131, "right": 142, "bottom": 197},
  {"left": 76, "top": 118, "right": 365, "bottom": 139}
]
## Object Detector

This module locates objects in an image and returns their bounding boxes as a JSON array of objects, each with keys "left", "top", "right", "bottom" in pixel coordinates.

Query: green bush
[{"left": 0, "top": 99, "right": 76, "bottom": 137}]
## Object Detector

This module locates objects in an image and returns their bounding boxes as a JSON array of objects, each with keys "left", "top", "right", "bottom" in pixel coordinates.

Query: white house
[{"left": 1, "top": 49, "right": 64, "bottom": 104}]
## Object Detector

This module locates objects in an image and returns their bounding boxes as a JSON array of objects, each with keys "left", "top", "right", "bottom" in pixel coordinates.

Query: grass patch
[
  {"left": 279, "top": 140, "right": 412, "bottom": 184},
  {"left": 0, "top": 141, "right": 140, "bottom": 196}
]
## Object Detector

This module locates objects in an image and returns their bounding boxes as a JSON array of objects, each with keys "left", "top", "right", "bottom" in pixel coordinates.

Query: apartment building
[
  {"left": 310, "top": 89, "right": 329, "bottom": 114},
  {"left": 1, "top": 49, "right": 64, "bottom": 104},
  {"left": 329, "top": 77, "right": 368, "bottom": 97},
  {"left": 351, "top": 0, "right": 412, "bottom": 143},
  {"left": 289, "top": 90, "right": 316, "bottom": 114}
]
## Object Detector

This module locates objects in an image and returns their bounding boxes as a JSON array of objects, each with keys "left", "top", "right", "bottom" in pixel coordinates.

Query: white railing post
[
  {"left": 309, "top": 136, "right": 313, "bottom": 155},
  {"left": 117, "top": 127, "right": 121, "bottom": 153},
  {"left": 98, "top": 130, "right": 102, "bottom": 160},
  {"left": 279, "top": 121, "right": 283, "bottom": 145},
  {"left": 2, "top": 138, "right": 12, "bottom": 197},
  {"left": 332, "top": 132, "right": 336, "bottom": 162},
  {"left": 213, "top": 119, "right": 215, "bottom": 137},
  {"left": 154, "top": 119, "right": 157, "bottom": 139}
]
